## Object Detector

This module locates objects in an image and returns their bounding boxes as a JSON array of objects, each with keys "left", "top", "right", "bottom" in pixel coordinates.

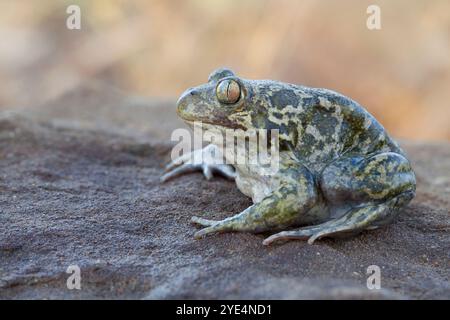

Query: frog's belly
[{"left": 234, "top": 168, "right": 274, "bottom": 203}]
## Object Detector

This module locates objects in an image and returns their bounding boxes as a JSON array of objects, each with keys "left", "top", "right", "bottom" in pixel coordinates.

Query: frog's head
[{"left": 177, "top": 68, "right": 254, "bottom": 130}]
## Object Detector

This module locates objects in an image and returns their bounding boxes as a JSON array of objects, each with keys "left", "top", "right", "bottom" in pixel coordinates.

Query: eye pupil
[
  {"left": 227, "top": 80, "right": 240, "bottom": 103},
  {"left": 217, "top": 79, "right": 240, "bottom": 104}
]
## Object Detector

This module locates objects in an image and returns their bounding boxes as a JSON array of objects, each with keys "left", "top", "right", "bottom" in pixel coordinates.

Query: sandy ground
[{"left": 0, "top": 82, "right": 449, "bottom": 299}]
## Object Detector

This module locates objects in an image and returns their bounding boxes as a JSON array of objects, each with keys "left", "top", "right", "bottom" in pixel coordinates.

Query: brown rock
[{"left": 0, "top": 82, "right": 448, "bottom": 299}]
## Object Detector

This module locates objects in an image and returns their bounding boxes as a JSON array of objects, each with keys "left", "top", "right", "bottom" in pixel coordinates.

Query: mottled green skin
[{"left": 175, "top": 68, "right": 416, "bottom": 244}]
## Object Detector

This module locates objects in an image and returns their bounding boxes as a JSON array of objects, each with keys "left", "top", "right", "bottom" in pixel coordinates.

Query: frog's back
[
  {"left": 250, "top": 80, "right": 404, "bottom": 173},
  {"left": 300, "top": 86, "right": 405, "bottom": 172}
]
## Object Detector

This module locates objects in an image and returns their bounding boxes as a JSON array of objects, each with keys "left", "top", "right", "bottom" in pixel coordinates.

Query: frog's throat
[{"left": 183, "top": 120, "right": 254, "bottom": 154}]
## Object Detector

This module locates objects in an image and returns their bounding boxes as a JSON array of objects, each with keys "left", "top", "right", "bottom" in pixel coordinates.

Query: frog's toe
[
  {"left": 194, "top": 226, "right": 218, "bottom": 239},
  {"left": 208, "top": 164, "right": 236, "bottom": 180},
  {"left": 164, "top": 153, "right": 192, "bottom": 172},
  {"left": 262, "top": 227, "right": 348, "bottom": 245},
  {"left": 262, "top": 230, "right": 312, "bottom": 246},
  {"left": 160, "top": 163, "right": 201, "bottom": 182},
  {"left": 161, "top": 163, "right": 235, "bottom": 182},
  {"left": 191, "top": 216, "right": 218, "bottom": 227},
  {"left": 198, "top": 163, "right": 236, "bottom": 180},
  {"left": 192, "top": 216, "right": 238, "bottom": 239}
]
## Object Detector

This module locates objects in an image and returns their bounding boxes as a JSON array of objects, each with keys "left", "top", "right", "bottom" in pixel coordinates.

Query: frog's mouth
[{"left": 182, "top": 119, "right": 246, "bottom": 131}]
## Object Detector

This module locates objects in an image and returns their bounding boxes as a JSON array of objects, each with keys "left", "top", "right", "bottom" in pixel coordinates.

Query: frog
[{"left": 161, "top": 67, "right": 416, "bottom": 245}]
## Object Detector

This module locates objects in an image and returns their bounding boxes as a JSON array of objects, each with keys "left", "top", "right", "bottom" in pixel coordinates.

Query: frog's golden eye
[{"left": 216, "top": 79, "right": 241, "bottom": 104}]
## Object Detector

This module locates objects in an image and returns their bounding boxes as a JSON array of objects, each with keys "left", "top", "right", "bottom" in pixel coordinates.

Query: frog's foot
[
  {"left": 263, "top": 190, "right": 415, "bottom": 246},
  {"left": 191, "top": 204, "right": 281, "bottom": 240},
  {"left": 160, "top": 144, "right": 235, "bottom": 182},
  {"left": 262, "top": 220, "right": 345, "bottom": 246}
]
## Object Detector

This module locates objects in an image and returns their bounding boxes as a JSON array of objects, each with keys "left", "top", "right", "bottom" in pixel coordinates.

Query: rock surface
[{"left": 0, "top": 82, "right": 449, "bottom": 299}]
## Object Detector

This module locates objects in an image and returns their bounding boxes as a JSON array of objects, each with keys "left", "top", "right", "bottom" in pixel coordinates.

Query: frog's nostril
[
  {"left": 189, "top": 89, "right": 198, "bottom": 96},
  {"left": 177, "top": 89, "right": 194, "bottom": 105}
]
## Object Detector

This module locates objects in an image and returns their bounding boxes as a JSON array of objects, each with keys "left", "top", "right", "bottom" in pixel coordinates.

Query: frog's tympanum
[{"left": 162, "top": 68, "right": 416, "bottom": 245}]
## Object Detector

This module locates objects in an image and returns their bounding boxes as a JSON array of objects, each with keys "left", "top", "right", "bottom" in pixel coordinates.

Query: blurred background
[{"left": 0, "top": 0, "right": 449, "bottom": 141}]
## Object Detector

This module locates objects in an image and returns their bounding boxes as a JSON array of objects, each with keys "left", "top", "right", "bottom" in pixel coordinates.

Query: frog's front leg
[
  {"left": 161, "top": 144, "right": 236, "bottom": 182},
  {"left": 192, "top": 167, "right": 320, "bottom": 240}
]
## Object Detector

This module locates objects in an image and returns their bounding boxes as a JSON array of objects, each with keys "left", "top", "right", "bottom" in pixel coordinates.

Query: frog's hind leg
[
  {"left": 263, "top": 152, "right": 416, "bottom": 245},
  {"left": 263, "top": 191, "right": 414, "bottom": 245}
]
